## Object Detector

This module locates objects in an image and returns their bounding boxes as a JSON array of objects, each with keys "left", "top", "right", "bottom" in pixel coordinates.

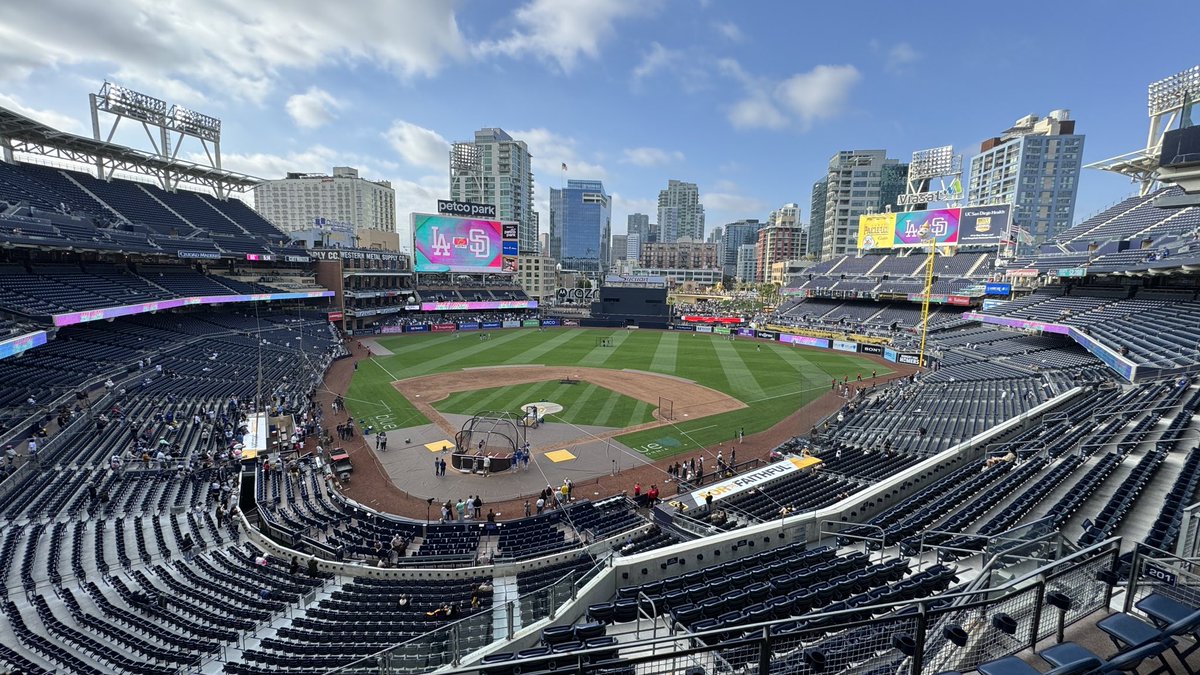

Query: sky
[{"left": 1, "top": 0, "right": 1196, "bottom": 251}]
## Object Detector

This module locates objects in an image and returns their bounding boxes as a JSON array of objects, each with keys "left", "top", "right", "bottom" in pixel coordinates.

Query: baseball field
[{"left": 345, "top": 327, "right": 888, "bottom": 459}]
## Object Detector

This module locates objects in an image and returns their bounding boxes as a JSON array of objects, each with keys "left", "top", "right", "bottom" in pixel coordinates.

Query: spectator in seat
[
  {"left": 180, "top": 533, "right": 195, "bottom": 561},
  {"left": 289, "top": 556, "right": 300, "bottom": 576},
  {"left": 307, "top": 556, "right": 319, "bottom": 577}
]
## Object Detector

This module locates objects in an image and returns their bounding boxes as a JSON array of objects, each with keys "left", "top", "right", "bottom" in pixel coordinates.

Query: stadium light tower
[
  {"left": 900, "top": 145, "right": 964, "bottom": 212},
  {"left": 89, "top": 81, "right": 224, "bottom": 192},
  {"left": 1087, "top": 65, "right": 1200, "bottom": 195}
]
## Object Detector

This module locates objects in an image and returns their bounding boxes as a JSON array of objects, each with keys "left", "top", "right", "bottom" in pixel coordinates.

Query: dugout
[{"left": 582, "top": 284, "right": 670, "bottom": 329}]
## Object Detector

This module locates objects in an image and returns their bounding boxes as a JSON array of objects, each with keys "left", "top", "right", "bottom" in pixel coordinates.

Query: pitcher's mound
[{"left": 521, "top": 402, "right": 564, "bottom": 417}]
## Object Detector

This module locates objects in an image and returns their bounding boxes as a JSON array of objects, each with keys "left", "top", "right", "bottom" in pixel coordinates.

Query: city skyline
[{"left": 0, "top": 1, "right": 1193, "bottom": 248}]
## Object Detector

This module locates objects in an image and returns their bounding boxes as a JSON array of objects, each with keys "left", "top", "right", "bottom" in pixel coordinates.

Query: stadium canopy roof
[{"left": 0, "top": 106, "right": 262, "bottom": 193}]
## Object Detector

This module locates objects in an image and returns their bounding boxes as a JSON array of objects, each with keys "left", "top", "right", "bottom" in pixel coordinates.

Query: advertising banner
[
  {"left": 908, "top": 293, "right": 949, "bottom": 304},
  {"left": 884, "top": 348, "right": 898, "bottom": 363},
  {"left": 737, "top": 328, "right": 756, "bottom": 337},
  {"left": 540, "top": 319, "right": 561, "bottom": 327},
  {"left": 970, "top": 314, "right": 1071, "bottom": 335},
  {"left": 481, "top": 321, "right": 502, "bottom": 329},
  {"left": 432, "top": 323, "right": 457, "bottom": 332},
  {"left": 857, "top": 213, "right": 897, "bottom": 250},
  {"left": 984, "top": 283, "right": 1012, "bottom": 296},
  {"left": 681, "top": 315, "right": 745, "bottom": 324},
  {"left": 981, "top": 299, "right": 1006, "bottom": 311},
  {"left": 680, "top": 455, "right": 823, "bottom": 509},
  {"left": 959, "top": 205, "right": 1012, "bottom": 246},
  {"left": 780, "top": 334, "right": 830, "bottom": 348},
  {"left": 522, "top": 319, "right": 541, "bottom": 327},
  {"left": 1057, "top": 268, "right": 1087, "bottom": 278},
  {"left": 1005, "top": 269, "right": 1040, "bottom": 277},
  {"left": 0, "top": 330, "right": 47, "bottom": 361},
  {"left": 755, "top": 330, "right": 777, "bottom": 340},
  {"left": 457, "top": 322, "right": 480, "bottom": 330},
  {"left": 412, "top": 213, "right": 505, "bottom": 273},
  {"left": 714, "top": 327, "right": 732, "bottom": 335},
  {"left": 327, "top": 311, "right": 344, "bottom": 322},
  {"left": 502, "top": 241, "right": 519, "bottom": 256},
  {"left": 898, "top": 353, "right": 921, "bottom": 365},
  {"left": 52, "top": 290, "right": 334, "bottom": 327},
  {"left": 947, "top": 295, "right": 972, "bottom": 306},
  {"left": 672, "top": 324, "right": 696, "bottom": 331},
  {"left": 833, "top": 340, "right": 859, "bottom": 353},
  {"left": 405, "top": 325, "right": 430, "bottom": 333},
  {"left": 502, "top": 320, "right": 521, "bottom": 329},
  {"left": 859, "top": 344, "right": 884, "bottom": 355},
  {"left": 695, "top": 325, "right": 713, "bottom": 333},
  {"left": 419, "top": 300, "right": 538, "bottom": 312},
  {"left": 894, "top": 208, "right": 960, "bottom": 247},
  {"left": 1068, "top": 328, "right": 1135, "bottom": 381},
  {"left": 380, "top": 325, "right": 404, "bottom": 334}
]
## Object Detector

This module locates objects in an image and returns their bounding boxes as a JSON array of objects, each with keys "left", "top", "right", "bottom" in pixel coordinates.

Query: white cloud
[
  {"left": 631, "top": 42, "right": 680, "bottom": 82},
  {"left": 478, "top": 0, "right": 659, "bottom": 73},
  {"left": 621, "top": 147, "right": 684, "bottom": 166},
  {"left": 774, "top": 65, "right": 861, "bottom": 130},
  {"left": 885, "top": 42, "right": 920, "bottom": 74},
  {"left": 511, "top": 127, "right": 607, "bottom": 179},
  {"left": 720, "top": 60, "right": 861, "bottom": 131},
  {"left": 609, "top": 192, "right": 658, "bottom": 234},
  {"left": 728, "top": 96, "right": 788, "bottom": 130},
  {"left": 0, "top": 93, "right": 81, "bottom": 132},
  {"left": 0, "top": 0, "right": 467, "bottom": 102},
  {"left": 285, "top": 87, "right": 342, "bottom": 129},
  {"left": 202, "top": 145, "right": 398, "bottom": 181},
  {"left": 712, "top": 21, "right": 743, "bottom": 42},
  {"left": 383, "top": 120, "right": 451, "bottom": 172},
  {"left": 703, "top": 191, "right": 765, "bottom": 216}
]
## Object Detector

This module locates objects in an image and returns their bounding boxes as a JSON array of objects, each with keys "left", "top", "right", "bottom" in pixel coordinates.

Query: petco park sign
[{"left": 437, "top": 199, "right": 497, "bottom": 218}]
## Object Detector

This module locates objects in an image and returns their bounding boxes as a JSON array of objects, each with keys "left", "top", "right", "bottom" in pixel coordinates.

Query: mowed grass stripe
[
  {"left": 649, "top": 332, "right": 678, "bottom": 373},
  {"left": 711, "top": 338, "right": 766, "bottom": 399},
  {"left": 591, "top": 389, "right": 623, "bottom": 427},
  {"left": 400, "top": 330, "right": 530, "bottom": 376},
  {"left": 503, "top": 329, "right": 589, "bottom": 364},
  {"left": 631, "top": 400, "right": 651, "bottom": 424},
  {"left": 577, "top": 332, "right": 630, "bottom": 367}
]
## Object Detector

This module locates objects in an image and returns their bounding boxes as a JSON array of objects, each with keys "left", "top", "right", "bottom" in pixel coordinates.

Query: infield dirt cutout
[{"left": 391, "top": 366, "right": 747, "bottom": 441}]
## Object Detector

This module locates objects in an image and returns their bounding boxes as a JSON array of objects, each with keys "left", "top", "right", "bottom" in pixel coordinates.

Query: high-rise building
[
  {"left": 626, "top": 233, "right": 642, "bottom": 263},
  {"left": 735, "top": 244, "right": 758, "bottom": 284},
  {"left": 254, "top": 166, "right": 396, "bottom": 235},
  {"left": 808, "top": 178, "right": 827, "bottom": 258},
  {"left": 817, "top": 150, "right": 907, "bottom": 260},
  {"left": 755, "top": 222, "right": 806, "bottom": 283},
  {"left": 640, "top": 238, "right": 720, "bottom": 270},
  {"left": 627, "top": 213, "right": 650, "bottom": 239},
  {"left": 610, "top": 234, "right": 627, "bottom": 269},
  {"left": 968, "top": 110, "right": 1083, "bottom": 249},
  {"left": 538, "top": 231, "right": 549, "bottom": 257},
  {"left": 707, "top": 226, "right": 724, "bottom": 267},
  {"left": 657, "top": 180, "right": 705, "bottom": 242},
  {"left": 548, "top": 179, "right": 611, "bottom": 274},
  {"left": 768, "top": 203, "right": 807, "bottom": 256},
  {"left": 450, "top": 128, "right": 537, "bottom": 254},
  {"left": 722, "top": 219, "right": 762, "bottom": 278}
]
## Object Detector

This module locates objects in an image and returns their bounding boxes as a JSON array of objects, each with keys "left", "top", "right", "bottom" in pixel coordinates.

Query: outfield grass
[
  {"left": 346, "top": 328, "right": 889, "bottom": 459},
  {"left": 433, "top": 380, "right": 656, "bottom": 428}
]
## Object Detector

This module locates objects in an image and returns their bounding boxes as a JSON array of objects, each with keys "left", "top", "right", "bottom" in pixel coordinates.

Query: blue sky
[{"left": 1, "top": 0, "right": 1195, "bottom": 249}]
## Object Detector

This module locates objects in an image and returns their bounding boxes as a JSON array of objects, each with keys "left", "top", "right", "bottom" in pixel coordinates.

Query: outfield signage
[
  {"left": 420, "top": 300, "right": 538, "bottom": 311},
  {"left": 981, "top": 299, "right": 1006, "bottom": 311},
  {"left": 458, "top": 322, "right": 480, "bottom": 330},
  {"left": 737, "top": 328, "right": 756, "bottom": 337},
  {"left": 885, "top": 348, "right": 898, "bottom": 363},
  {"left": 522, "top": 319, "right": 541, "bottom": 327},
  {"left": 1057, "top": 268, "right": 1088, "bottom": 278},
  {"left": 482, "top": 321, "right": 502, "bottom": 329},
  {"left": 502, "top": 320, "right": 521, "bottom": 328},
  {"left": 541, "top": 319, "right": 561, "bottom": 327},
  {"left": 178, "top": 250, "right": 222, "bottom": 260},
  {"left": 672, "top": 324, "right": 695, "bottom": 331},
  {"left": 859, "top": 344, "right": 884, "bottom": 355},
  {"left": 309, "top": 249, "right": 405, "bottom": 262},
  {"left": 406, "top": 325, "right": 429, "bottom": 332},
  {"left": 898, "top": 353, "right": 921, "bottom": 365},
  {"left": 683, "top": 456, "right": 822, "bottom": 509},
  {"left": 780, "top": 334, "right": 830, "bottom": 348},
  {"left": 557, "top": 288, "right": 598, "bottom": 302},
  {"left": 833, "top": 340, "right": 859, "bottom": 353},
  {"left": 714, "top": 327, "right": 732, "bottom": 335},
  {"left": 432, "top": 323, "right": 456, "bottom": 332},
  {"left": 985, "top": 283, "right": 1012, "bottom": 296},
  {"left": 1005, "top": 268, "right": 1040, "bottom": 277},
  {"left": 695, "top": 325, "right": 713, "bottom": 333}
]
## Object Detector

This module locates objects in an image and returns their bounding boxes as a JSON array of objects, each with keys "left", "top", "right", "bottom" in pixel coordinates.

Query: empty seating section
[{"left": 0, "top": 161, "right": 300, "bottom": 257}]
